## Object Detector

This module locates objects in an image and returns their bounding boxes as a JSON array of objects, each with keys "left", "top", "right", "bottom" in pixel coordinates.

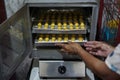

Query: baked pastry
[{"left": 38, "top": 22, "right": 42, "bottom": 29}]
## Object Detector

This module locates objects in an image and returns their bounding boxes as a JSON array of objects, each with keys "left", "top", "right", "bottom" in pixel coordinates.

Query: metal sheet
[
  {"left": 25, "top": 0, "right": 98, "bottom": 4},
  {"left": 26, "top": 0, "right": 99, "bottom": 7},
  {"left": 39, "top": 61, "right": 85, "bottom": 78}
]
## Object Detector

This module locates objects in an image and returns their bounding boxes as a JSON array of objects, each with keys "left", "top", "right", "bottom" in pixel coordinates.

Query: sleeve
[{"left": 105, "top": 44, "right": 120, "bottom": 75}]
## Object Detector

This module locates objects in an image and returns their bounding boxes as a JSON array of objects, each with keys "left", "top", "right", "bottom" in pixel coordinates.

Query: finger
[
  {"left": 68, "top": 41, "right": 74, "bottom": 44},
  {"left": 84, "top": 41, "right": 101, "bottom": 47},
  {"left": 68, "top": 41, "right": 80, "bottom": 47},
  {"left": 89, "top": 51, "right": 96, "bottom": 54},
  {"left": 55, "top": 43, "right": 62, "bottom": 46},
  {"left": 61, "top": 49, "right": 69, "bottom": 54},
  {"left": 55, "top": 43, "right": 60, "bottom": 46},
  {"left": 89, "top": 51, "right": 98, "bottom": 56},
  {"left": 86, "top": 47, "right": 92, "bottom": 51},
  {"left": 84, "top": 42, "right": 102, "bottom": 49},
  {"left": 85, "top": 41, "right": 100, "bottom": 44},
  {"left": 61, "top": 49, "right": 66, "bottom": 52},
  {"left": 97, "top": 50, "right": 107, "bottom": 57},
  {"left": 84, "top": 42, "right": 93, "bottom": 47}
]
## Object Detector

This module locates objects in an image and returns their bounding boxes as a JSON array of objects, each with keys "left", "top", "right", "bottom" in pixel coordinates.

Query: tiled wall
[{"left": 4, "top": 0, "right": 25, "bottom": 18}]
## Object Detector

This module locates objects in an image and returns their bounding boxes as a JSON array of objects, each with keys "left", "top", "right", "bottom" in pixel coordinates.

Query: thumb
[{"left": 68, "top": 41, "right": 75, "bottom": 44}]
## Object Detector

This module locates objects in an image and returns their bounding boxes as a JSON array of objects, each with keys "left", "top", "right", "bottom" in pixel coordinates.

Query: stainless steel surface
[
  {"left": 39, "top": 61, "right": 85, "bottom": 78},
  {"left": 25, "top": 0, "right": 98, "bottom": 4},
  {"left": 34, "top": 42, "right": 86, "bottom": 47},
  {"left": 26, "top": 0, "right": 99, "bottom": 8},
  {"left": 32, "top": 28, "right": 87, "bottom": 34},
  {"left": 90, "top": 6, "right": 99, "bottom": 40},
  {"left": 29, "top": 67, "right": 89, "bottom": 80}
]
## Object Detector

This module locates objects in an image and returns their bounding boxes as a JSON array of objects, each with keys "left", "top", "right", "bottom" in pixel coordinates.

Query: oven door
[{"left": 0, "top": 4, "right": 32, "bottom": 80}]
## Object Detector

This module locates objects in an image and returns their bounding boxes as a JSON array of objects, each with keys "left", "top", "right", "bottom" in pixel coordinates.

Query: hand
[
  {"left": 55, "top": 41, "right": 82, "bottom": 54},
  {"left": 84, "top": 41, "right": 114, "bottom": 57}
]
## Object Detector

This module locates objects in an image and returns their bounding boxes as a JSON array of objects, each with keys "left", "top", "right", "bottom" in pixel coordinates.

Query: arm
[
  {"left": 77, "top": 47, "right": 120, "bottom": 80},
  {"left": 56, "top": 41, "right": 120, "bottom": 80}
]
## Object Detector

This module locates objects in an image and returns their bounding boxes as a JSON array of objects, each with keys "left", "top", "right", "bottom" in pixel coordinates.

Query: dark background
[{"left": 0, "top": 0, "right": 6, "bottom": 24}]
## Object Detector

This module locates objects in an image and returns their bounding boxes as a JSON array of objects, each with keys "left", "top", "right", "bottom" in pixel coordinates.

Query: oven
[{"left": 0, "top": 0, "right": 99, "bottom": 80}]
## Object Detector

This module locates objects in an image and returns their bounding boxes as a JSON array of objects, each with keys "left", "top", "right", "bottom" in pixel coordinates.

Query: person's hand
[
  {"left": 55, "top": 41, "right": 82, "bottom": 54},
  {"left": 84, "top": 41, "right": 115, "bottom": 57}
]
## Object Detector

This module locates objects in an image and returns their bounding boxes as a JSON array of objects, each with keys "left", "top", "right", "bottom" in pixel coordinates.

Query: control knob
[{"left": 58, "top": 66, "right": 66, "bottom": 74}]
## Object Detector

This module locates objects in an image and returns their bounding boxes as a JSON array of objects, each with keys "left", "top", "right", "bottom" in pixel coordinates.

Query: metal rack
[
  {"left": 32, "top": 28, "right": 87, "bottom": 34},
  {"left": 31, "top": 8, "right": 90, "bottom": 47}
]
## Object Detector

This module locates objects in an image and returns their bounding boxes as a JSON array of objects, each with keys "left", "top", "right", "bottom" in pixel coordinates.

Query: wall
[{"left": 4, "top": 0, "right": 25, "bottom": 18}]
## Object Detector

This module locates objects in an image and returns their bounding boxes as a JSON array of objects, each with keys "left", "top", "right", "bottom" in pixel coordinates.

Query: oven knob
[{"left": 58, "top": 66, "right": 66, "bottom": 74}]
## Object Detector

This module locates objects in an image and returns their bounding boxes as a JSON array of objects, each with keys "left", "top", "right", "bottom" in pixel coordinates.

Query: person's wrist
[{"left": 75, "top": 47, "right": 83, "bottom": 54}]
